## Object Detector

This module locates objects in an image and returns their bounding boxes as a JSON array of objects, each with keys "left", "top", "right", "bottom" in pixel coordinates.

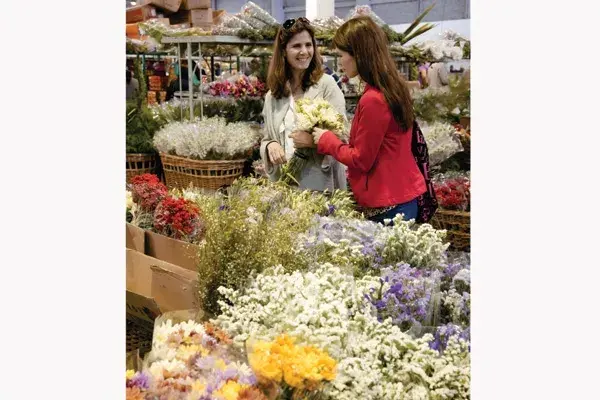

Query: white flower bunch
[
  {"left": 295, "top": 98, "right": 347, "bottom": 140},
  {"left": 419, "top": 121, "right": 464, "bottom": 166},
  {"left": 214, "top": 264, "right": 380, "bottom": 358},
  {"left": 153, "top": 117, "right": 260, "bottom": 160},
  {"left": 418, "top": 40, "right": 464, "bottom": 61},
  {"left": 214, "top": 264, "right": 470, "bottom": 399},
  {"left": 442, "top": 288, "right": 470, "bottom": 327},
  {"left": 379, "top": 215, "right": 449, "bottom": 269}
]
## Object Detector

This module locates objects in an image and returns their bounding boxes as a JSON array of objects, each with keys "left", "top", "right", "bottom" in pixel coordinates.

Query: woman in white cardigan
[{"left": 260, "top": 17, "right": 347, "bottom": 192}]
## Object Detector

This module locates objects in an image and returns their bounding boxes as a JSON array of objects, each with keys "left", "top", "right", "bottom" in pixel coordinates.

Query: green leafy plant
[{"left": 126, "top": 103, "right": 166, "bottom": 154}]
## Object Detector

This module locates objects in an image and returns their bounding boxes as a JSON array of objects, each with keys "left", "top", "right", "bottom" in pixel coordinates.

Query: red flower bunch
[
  {"left": 153, "top": 196, "right": 205, "bottom": 242},
  {"left": 129, "top": 174, "right": 168, "bottom": 212},
  {"left": 434, "top": 177, "right": 470, "bottom": 211}
]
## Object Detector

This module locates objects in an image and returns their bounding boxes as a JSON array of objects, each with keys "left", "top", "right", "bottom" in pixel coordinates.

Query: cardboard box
[
  {"left": 145, "top": 230, "right": 200, "bottom": 272},
  {"left": 126, "top": 249, "right": 200, "bottom": 321},
  {"left": 126, "top": 23, "right": 140, "bottom": 37},
  {"left": 193, "top": 22, "right": 213, "bottom": 31},
  {"left": 143, "top": 0, "right": 182, "bottom": 13},
  {"left": 126, "top": 223, "right": 146, "bottom": 253},
  {"left": 126, "top": 5, "right": 157, "bottom": 24},
  {"left": 182, "top": 0, "right": 211, "bottom": 10},
  {"left": 126, "top": 23, "right": 140, "bottom": 39},
  {"left": 212, "top": 9, "right": 226, "bottom": 24},
  {"left": 190, "top": 8, "right": 213, "bottom": 24},
  {"left": 170, "top": 8, "right": 213, "bottom": 27}
]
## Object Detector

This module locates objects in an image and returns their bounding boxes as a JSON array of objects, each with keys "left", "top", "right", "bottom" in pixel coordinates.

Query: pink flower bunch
[{"left": 209, "top": 76, "right": 266, "bottom": 98}]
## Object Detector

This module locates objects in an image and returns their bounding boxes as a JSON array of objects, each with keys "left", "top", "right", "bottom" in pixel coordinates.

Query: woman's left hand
[{"left": 289, "top": 130, "right": 315, "bottom": 148}]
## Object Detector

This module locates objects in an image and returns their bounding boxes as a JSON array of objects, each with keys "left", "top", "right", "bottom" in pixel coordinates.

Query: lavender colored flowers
[
  {"left": 430, "top": 323, "right": 470, "bottom": 353},
  {"left": 366, "top": 263, "right": 437, "bottom": 331}
]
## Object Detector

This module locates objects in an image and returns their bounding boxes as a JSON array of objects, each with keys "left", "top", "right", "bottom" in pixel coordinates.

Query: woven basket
[
  {"left": 126, "top": 153, "right": 157, "bottom": 183},
  {"left": 430, "top": 209, "right": 470, "bottom": 251},
  {"left": 126, "top": 316, "right": 154, "bottom": 358},
  {"left": 160, "top": 153, "right": 245, "bottom": 190}
]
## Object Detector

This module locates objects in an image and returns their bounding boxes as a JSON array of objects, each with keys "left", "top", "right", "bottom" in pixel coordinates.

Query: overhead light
[{"left": 131, "top": 1, "right": 137, "bottom": 5}]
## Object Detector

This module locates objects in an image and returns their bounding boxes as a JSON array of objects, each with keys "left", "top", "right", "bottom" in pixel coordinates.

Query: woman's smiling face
[{"left": 285, "top": 30, "right": 314, "bottom": 72}]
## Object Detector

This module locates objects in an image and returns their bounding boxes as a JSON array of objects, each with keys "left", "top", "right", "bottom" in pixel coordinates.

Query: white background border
[{"left": 1, "top": 0, "right": 599, "bottom": 398}]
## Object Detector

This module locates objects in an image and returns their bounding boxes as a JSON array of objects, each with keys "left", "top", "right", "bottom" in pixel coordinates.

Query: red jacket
[{"left": 317, "top": 84, "right": 426, "bottom": 208}]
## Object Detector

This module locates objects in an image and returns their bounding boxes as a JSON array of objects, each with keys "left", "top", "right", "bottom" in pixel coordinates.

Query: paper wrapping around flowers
[
  {"left": 346, "top": 5, "right": 386, "bottom": 26},
  {"left": 238, "top": 13, "right": 268, "bottom": 30},
  {"left": 212, "top": 25, "right": 241, "bottom": 36},
  {"left": 221, "top": 13, "right": 253, "bottom": 30},
  {"left": 311, "top": 16, "right": 345, "bottom": 32},
  {"left": 240, "top": 1, "right": 278, "bottom": 26},
  {"left": 420, "top": 121, "right": 464, "bottom": 166}
]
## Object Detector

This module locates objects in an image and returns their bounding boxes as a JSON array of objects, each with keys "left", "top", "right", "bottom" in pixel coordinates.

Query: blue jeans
[{"left": 368, "top": 198, "right": 419, "bottom": 226}]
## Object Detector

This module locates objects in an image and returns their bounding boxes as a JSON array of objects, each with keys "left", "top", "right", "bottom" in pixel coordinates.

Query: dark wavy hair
[
  {"left": 267, "top": 19, "right": 324, "bottom": 99},
  {"left": 333, "top": 16, "right": 414, "bottom": 130}
]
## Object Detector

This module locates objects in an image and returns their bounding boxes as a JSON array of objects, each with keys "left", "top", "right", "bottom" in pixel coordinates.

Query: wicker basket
[
  {"left": 430, "top": 209, "right": 470, "bottom": 251},
  {"left": 160, "top": 153, "right": 245, "bottom": 190},
  {"left": 126, "top": 315, "right": 154, "bottom": 358},
  {"left": 126, "top": 153, "right": 157, "bottom": 183}
]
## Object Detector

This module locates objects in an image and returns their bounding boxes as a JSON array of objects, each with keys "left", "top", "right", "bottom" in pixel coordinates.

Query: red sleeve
[{"left": 317, "top": 93, "right": 390, "bottom": 173}]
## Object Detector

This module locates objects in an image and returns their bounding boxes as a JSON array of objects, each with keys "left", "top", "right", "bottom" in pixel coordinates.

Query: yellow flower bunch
[
  {"left": 176, "top": 344, "right": 209, "bottom": 361},
  {"left": 248, "top": 335, "right": 337, "bottom": 392},
  {"left": 213, "top": 380, "right": 249, "bottom": 400}
]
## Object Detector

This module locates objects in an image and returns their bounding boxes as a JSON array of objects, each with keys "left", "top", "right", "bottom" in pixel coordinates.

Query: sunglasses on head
[{"left": 282, "top": 17, "right": 310, "bottom": 30}]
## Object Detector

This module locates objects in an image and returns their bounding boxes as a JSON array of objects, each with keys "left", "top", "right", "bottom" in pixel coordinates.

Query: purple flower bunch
[
  {"left": 366, "top": 263, "right": 437, "bottom": 331},
  {"left": 196, "top": 356, "right": 258, "bottom": 390},
  {"left": 126, "top": 371, "right": 151, "bottom": 390},
  {"left": 429, "top": 323, "right": 471, "bottom": 353},
  {"left": 437, "top": 254, "right": 471, "bottom": 328}
]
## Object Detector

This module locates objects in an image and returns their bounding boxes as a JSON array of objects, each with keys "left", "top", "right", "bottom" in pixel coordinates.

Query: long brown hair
[
  {"left": 333, "top": 16, "right": 414, "bottom": 130},
  {"left": 267, "top": 19, "right": 324, "bottom": 99}
]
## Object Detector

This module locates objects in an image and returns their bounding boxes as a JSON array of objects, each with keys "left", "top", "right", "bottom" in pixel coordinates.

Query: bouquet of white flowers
[
  {"left": 420, "top": 121, "right": 464, "bottom": 166},
  {"left": 280, "top": 98, "right": 347, "bottom": 185}
]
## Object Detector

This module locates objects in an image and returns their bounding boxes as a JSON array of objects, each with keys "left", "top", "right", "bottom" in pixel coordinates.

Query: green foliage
[
  {"left": 126, "top": 102, "right": 166, "bottom": 154},
  {"left": 237, "top": 27, "right": 264, "bottom": 41},
  {"left": 462, "top": 40, "right": 470, "bottom": 59},
  {"left": 259, "top": 24, "right": 279, "bottom": 40},
  {"left": 381, "top": 24, "right": 400, "bottom": 43},
  {"left": 133, "top": 58, "right": 147, "bottom": 110},
  {"left": 156, "top": 97, "right": 264, "bottom": 124},
  {"left": 413, "top": 76, "right": 470, "bottom": 124}
]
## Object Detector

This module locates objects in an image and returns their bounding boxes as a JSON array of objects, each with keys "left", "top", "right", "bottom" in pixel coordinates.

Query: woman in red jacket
[{"left": 291, "top": 16, "right": 426, "bottom": 224}]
